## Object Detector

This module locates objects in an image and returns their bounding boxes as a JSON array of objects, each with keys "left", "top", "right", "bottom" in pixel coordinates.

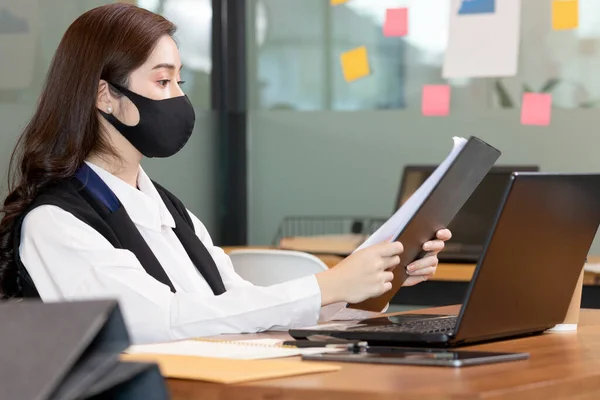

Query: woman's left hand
[{"left": 402, "top": 229, "right": 452, "bottom": 287}]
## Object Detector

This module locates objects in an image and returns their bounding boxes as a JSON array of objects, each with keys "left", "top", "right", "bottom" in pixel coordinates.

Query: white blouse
[{"left": 19, "top": 162, "right": 323, "bottom": 344}]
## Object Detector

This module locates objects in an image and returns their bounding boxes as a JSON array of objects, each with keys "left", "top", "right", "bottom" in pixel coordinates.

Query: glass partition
[
  {"left": 0, "top": 0, "right": 218, "bottom": 233},
  {"left": 246, "top": 0, "right": 600, "bottom": 255}
]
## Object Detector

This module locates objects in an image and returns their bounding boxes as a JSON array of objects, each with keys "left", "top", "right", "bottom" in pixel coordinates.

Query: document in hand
[
  {"left": 349, "top": 136, "right": 501, "bottom": 312},
  {"left": 0, "top": 300, "right": 169, "bottom": 400}
]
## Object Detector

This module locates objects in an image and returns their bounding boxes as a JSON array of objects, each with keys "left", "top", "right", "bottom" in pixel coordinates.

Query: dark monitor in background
[{"left": 396, "top": 165, "right": 540, "bottom": 262}]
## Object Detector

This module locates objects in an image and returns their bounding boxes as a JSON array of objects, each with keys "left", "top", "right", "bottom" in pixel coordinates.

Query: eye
[
  {"left": 177, "top": 81, "right": 186, "bottom": 86},
  {"left": 158, "top": 79, "right": 170, "bottom": 87}
]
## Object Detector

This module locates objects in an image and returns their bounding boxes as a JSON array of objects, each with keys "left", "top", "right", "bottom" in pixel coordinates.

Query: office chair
[{"left": 228, "top": 249, "right": 329, "bottom": 287}]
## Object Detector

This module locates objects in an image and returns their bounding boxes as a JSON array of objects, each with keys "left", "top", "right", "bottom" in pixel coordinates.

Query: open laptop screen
[{"left": 397, "top": 166, "right": 539, "bottom": 248}]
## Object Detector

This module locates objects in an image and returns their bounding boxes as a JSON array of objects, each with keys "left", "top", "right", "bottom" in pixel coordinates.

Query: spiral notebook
[
  {"left": 123, "top": 338, "right": 342, "bottom": 384},
  {"left": 126, "top": 338, "right": 341, "bottom": 360}
]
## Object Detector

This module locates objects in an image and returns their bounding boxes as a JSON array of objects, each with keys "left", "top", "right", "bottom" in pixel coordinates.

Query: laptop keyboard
[{"left": 348, "top": 316, "right": 458, "bottom": 334}]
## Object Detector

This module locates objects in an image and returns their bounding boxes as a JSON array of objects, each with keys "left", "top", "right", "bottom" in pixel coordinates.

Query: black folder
[
  {"left": 350, "top": 136, "right": 501, "bottom": 311},
  {"left": 0, "top": 299, "right": 170, "bottom": 400}
]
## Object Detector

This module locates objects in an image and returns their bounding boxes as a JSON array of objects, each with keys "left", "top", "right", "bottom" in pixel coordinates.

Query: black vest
[{"left": 13, "top": 166, "right": 226, "bottom": 298}]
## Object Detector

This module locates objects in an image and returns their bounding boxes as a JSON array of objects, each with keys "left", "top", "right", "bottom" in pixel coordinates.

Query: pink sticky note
[
  {"left": 422, "top": 85, "right": 451, "bottom": 116},
  {"left": 384, "top": 8, "right": 408, "bottom": 37},
  {"left": 521, "top": 93, "right": 552, "bottom": 126}
]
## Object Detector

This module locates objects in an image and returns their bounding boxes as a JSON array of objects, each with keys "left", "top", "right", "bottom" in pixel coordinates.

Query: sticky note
[
  {"left": 552, "top": 0, "right": 578, "bottom": 30},
  {"left": 330, "top": 0, "right": 349, "bottom": 5},
  {"left": 458, "top": 0, "right": 495, "bottom": 15},
  {"left": 383, "top": 8, "right": 408, "bottom": 37},
  {"left": 521, "top": 93, "right": 552, "bottom": 126},
  {"left": 422, "top": 85, "right": 451, "bottom": 117},
  {"left": 340, "top": 46, "right": 370, "bottom": 82}
]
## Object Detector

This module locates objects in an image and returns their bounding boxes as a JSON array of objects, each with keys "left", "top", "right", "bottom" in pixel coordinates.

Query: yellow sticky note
[
  {"left": 330, "top": 0, "right": 349, "bottom": 5},
  {"left": 552, "top": 0, "right": 578, "bottom": 30},
  {"left": 340, "top": 46, "right": 370, "bottom": 82}
]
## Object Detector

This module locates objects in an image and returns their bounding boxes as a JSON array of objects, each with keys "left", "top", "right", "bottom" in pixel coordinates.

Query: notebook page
[
  {"left": 126, "top": 338, "right": 341, "bottom": 360},
  {"left": 233, "top": 339, "right": 344, "bottom": 356},
  {"left": 355, "top": 136, "right": 467, "bottom": 251}
]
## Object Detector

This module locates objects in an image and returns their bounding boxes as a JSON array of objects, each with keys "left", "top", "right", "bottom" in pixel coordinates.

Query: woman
[{"left": 0, "top": 4, "right": 451, "bottom": 344}]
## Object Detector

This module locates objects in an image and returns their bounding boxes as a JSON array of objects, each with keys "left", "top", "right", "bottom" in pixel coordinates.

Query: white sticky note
[{"left": 443, "top": 0, "right": 521, "bottom": 78}]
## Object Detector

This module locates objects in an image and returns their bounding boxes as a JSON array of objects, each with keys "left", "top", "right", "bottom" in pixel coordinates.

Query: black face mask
[{"left": 98, "top": 83, "right": 195, "bottom": 158}]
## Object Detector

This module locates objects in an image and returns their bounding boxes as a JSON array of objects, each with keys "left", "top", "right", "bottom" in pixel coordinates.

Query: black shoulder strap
[
  {"left": 74, "top": 164, "right": 177, "bottom": 293},
  {"left": 153, "top": 182, "right": 195, "bottom": 230},
  {"left": 16, "top": 165, "right": 226, "bottom": 298},
  {"left": 154, "top": 182, "right": 226, "bottom": 296},
  {"left": 14, "top": 213, "right": 40, "bottom": 298}
]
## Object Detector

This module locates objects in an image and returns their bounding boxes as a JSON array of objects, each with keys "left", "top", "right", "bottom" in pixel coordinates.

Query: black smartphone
[{"left": 302, "top": 348, "right": 529, "bottom": 367}]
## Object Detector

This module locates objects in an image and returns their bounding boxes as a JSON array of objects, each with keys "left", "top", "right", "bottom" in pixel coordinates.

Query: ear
[{"left": 96, "top": 80, "right": 113, "bottom": 113}]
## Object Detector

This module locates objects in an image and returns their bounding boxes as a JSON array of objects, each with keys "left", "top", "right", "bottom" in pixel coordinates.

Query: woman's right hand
[{"left": 315, "top": 241, "right": 404, "bottom": 306}]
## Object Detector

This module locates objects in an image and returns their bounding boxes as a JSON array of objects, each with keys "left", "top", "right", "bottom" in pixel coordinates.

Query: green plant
[{"left": 493, "top": 78, "right": 599, "bottom": 109}]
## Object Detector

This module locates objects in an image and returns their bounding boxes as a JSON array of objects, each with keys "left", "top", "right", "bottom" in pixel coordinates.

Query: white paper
[
  {"left": 547, "top": 324, "right": 578, "bottom": 332},
  {"left": 126, "top": 338, "right": 342, "bottom": 360},
  {"left": 356, "top": 137, "right": 467, "bottom": 252},
  {"left": 442, "top": 0, "right": 521, "bottom": 78},
  {"left": 299, "top": 322, "right": 356, "bottom": 330}
]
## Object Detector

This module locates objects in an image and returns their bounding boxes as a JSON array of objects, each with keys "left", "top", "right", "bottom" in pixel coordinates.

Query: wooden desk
[{"left": 168, "top": 306, "right": 600, "bottom": 400}]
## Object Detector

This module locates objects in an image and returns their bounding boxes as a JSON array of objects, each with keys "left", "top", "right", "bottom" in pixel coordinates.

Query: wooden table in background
[
  {"left": 168, "top": 306, "right": 600, "bottom": 400},
  {"left": 222, "top": 247, "right": 600, "bottom": 285}
]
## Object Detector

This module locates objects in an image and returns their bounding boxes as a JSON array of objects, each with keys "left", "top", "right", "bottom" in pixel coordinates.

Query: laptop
[
  {"left": 397, "top": 165, "right": 539, "bottom": 263},
  {"left": 290, "top": 173, "right": 600, "bottom": 347}
]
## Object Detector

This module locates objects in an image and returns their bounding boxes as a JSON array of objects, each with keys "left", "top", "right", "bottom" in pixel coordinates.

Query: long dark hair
[{"left": 0, "top": 4, "right": 176, "bottom": 297}]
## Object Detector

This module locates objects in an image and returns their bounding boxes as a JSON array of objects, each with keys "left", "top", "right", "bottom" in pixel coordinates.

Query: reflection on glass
[
  {"left": 248, "top": 0, "right": 600, "bottom": 111},
  {"left": 136, "top": 0, "right": 213, "bottom": 109}
]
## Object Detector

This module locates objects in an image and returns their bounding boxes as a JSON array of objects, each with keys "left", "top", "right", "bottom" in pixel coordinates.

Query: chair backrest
[{"left": 228, "top": 249, "right": 328, "bottom": 286}]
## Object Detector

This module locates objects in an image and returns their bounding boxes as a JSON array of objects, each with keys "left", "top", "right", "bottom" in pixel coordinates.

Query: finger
[
  {"left": 407, "top": 266, "right": 437, "bottom": 276},
  {"left": 381, "top": 281, "right": 393, "bottom": 293},
  {"left": 402, "top": 276, "right": 421, "bottom": 287},
  {"left": 383, "top": 255, "right": 401, "bottom": 270},
  {"left": 406, "top": 255, "right": 439, "bottom": 273},
  {"left": 402, "top": 273, "right": 434, "bottom": 287},
  {"left": 381, "top": 270, "right": 394, "bottom": 283},
  {"left": 436, "top": 229, "right": 452, "bottom": 241},
  {"left": 377, "top": 241, "right": 404, "bottom": 257},
  {"left": 422, "top": 239, "right": 445, "bottom": 254}
]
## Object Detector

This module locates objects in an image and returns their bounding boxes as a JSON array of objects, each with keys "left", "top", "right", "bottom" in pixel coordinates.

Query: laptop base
[{"left": 289, "top": 316, "right": 549, "bottom": 349}]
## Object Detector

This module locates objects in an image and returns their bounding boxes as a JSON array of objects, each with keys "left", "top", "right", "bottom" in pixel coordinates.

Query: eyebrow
[{"left": 152, "top": 63, "right": 183, "bottom": 71}]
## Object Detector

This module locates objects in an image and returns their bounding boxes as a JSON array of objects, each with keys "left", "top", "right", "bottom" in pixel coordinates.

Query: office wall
[
  {"left": 248, "top": 110, "right": 600, "bottom": 252},
  {"left": 247, "top": 0, "right": 600, "bottom": 254},
  {"left": 0, "top": 0, "right": 218, "bottom": 234}
]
